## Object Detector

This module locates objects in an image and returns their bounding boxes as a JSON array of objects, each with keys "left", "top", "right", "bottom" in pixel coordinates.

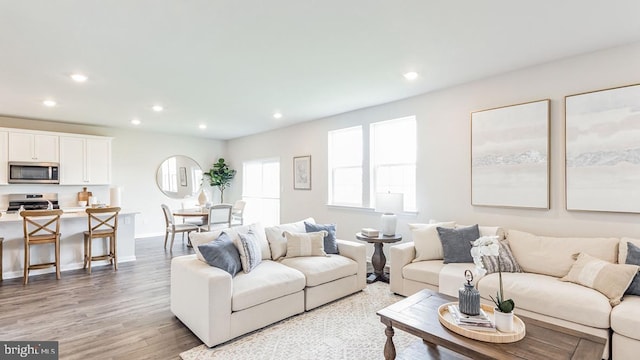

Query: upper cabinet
[
  {"left": 0, "top": 131, "right": 8, "bottom": 184},
  {"left": 59, "top": 136, "right": 111, "bottom": 185},
  {"left": 8, "top": 132, "right": 59, "bottom": 163}
]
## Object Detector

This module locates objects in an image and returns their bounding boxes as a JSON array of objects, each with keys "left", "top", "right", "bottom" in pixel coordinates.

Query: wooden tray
[{"left": 438, "top": 302, "right": 525, "bottom": 343}]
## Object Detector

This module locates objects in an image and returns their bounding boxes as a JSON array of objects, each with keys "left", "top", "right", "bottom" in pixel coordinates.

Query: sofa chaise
[{"left": 171, "top": 218, "right": 366, "bottom": 347}]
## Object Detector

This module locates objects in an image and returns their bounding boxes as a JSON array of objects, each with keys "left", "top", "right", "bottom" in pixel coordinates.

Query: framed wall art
[
  {"left": 293, "top": 155, "right": 311, "bottom": 190},
  {"left": 565, "top": 83, "right": 640, "bottom": 213},
  {"left": 471, "top": 99, "right": 550, "bottom": 209}
]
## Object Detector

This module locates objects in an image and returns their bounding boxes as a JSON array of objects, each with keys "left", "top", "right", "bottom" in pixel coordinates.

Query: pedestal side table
[{"left": 356, "top": 232, "right": 402, "bottom": 283}]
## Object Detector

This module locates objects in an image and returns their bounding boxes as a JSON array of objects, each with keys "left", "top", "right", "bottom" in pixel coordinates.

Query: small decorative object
[
  {"left": 361, "top": 228, "right": 379, "bottom": 237},
  {"left": 198, "top": 189, "right": 208, "bottom": 207},
  {"left": 204, "top": 158, "right": 237, "bottom": 203},
  {"left": 458, "top": 270, "right": 480, "bottom": 316},
  {"left": 375, "top": 192, "right": 404, "bottom": 236},
  {"left": 471, "top": 235, "right": 516, "bottom": 331},
  {"left": 493, "top": 309, "right": 514, "bottom": 332},
  {"left": 293, "top": 155, "right": 311, "bottom": 190}
]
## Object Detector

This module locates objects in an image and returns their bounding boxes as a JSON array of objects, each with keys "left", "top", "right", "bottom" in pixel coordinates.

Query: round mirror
[{"left": 156, "top": 155, "right": 203, "bottom": 199}]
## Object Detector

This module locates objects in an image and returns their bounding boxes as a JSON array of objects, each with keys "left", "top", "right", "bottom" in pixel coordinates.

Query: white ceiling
[{"left": 1, "top": 1, "right": 639, "bottom": 140}]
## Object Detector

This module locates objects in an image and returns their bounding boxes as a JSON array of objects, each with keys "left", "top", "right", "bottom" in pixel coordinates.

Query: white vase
[
  {"left": 198, "top": 190, "right": 207, "bottom": 207},
  {"left": 494, "top": 310, "right": 514, "bottom": 332}
]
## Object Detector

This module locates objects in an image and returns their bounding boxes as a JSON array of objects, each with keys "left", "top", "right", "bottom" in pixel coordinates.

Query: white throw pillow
[
  {"left": 408, "top": 221, "right": 456, "bottom": 262},
  {"left": 232, "top": 222, "right": 271, "bottom": 260},
  {"left": 265, "top": 217, "right": 315, "bottom": 260},
  {"left": 283, "top": 231, "right": 328, "bottom": 258}
]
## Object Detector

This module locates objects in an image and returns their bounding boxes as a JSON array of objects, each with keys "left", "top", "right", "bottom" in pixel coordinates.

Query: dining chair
[
  {"left": 200, "top": 204, "right": 233, "bottom": 232},
  {"left": 230, "top": 200, "right": 246, "bottom": 227},
  {"left": 84, "top": 207, "right": 121, "bottom": 274},
  {"left": 161, "top": 204, "right": 199, "bottom": 250},
  {"left": 20, "top": 209, "right": 63, "bottom": 285}
]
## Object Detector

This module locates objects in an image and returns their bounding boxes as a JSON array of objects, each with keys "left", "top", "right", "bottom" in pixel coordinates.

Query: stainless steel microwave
[{"left": 8, "top": 162, "right": 60, "bottom": 184}]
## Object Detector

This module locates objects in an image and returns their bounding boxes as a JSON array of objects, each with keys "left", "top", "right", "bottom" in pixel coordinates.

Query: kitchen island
[{"left": 0, "top": 208, "right": 138, "bottom": 280}]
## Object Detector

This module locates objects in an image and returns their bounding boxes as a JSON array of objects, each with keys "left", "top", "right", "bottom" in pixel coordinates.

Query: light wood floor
[{"left": 0, "top": 236, "right": 202, "bottom": 360}]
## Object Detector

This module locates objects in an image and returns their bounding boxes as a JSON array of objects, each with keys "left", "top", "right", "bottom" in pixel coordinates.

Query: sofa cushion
[
  {"left": 235, "top": 230, "right": 263, "bottom": 273},
  {"left": 402, "top": 260, "right": 446, "bottom": 287},
  {"left": 624, "top": 242, "right": 640, "bottom": 296},
  {"left": 437, "top": 224, "right": 479, "bottom": 263},
  {"left": 482, "top": 240, "right": 522, "bottom": 274},
  {"left": 610, "top": 295, "right": 640, "bottom": 340},
  {"left": 409, "top": 221, "right": 455, "bottom": 262},
  {"left": 477, "top": 272, "right": 612, "bottom": 328},
  {"left": 265, "top": 217, "right": 315, "bottom": 260},
  {"left": 284, "top": 231, "right": 328, "bottom": 258},
  {"left": 561, "top": 252, "right": 638, "bottom": 306},
  {"left": 506, "top": 230, "right": 619, "bottom": 278},
  {"left": 305, "top": 222, "right": 339, "bottom": 254},
  {"left": 232, "top": 260, "right": 306, "bottom": 311},
  {"left": 280, "top": 255, "right": 357, "bottom": 287},
  {"left": 198, "top": 232, "right": 242, "bottom": 275}
]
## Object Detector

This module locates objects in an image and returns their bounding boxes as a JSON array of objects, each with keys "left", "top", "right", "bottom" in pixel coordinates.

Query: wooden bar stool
[
  {"left": 1, "top": 237, "right": 4, "bottom": 282},
  {"left": 84, "top": 207, "right": 121, "bottom": 274},
  {"left": 20, "top": 209, "right": 63, "bottom": 285}
]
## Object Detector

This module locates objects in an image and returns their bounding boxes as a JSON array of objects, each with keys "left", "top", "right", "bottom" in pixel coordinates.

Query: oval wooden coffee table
[{"left": 377, "top": 289, "right": 606, "bottom": 360}]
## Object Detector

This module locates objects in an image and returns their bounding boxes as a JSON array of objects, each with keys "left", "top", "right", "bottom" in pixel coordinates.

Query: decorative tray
[{"left": 438, "top": 302, "right": 525, "bottom": 343}]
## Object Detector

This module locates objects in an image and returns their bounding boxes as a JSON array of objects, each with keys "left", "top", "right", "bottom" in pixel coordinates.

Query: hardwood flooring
[{"left": 0, "top": 236, "right": 202, "bottom": 360}]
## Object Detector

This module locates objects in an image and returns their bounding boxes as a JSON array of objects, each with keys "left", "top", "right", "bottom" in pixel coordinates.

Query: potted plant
[
  {"left": 470, "top": 235, "right": 515, "bottom": 332},
  {"left": 204, "top": 158, "right": 236, "bottom": 203}
]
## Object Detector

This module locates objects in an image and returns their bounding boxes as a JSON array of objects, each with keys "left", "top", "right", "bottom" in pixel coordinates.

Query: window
[
  {"left": 370, "top": 117, "right": 417, "bottom": 212},
  {"left": 328, "top": 116, "right": 416, "bottom": 212},
  {"left": 242, "top": 158, "right": 280, "bottom": 226},
  {"left": 328, "top": 126, "right": 363, "bottom": 206}
]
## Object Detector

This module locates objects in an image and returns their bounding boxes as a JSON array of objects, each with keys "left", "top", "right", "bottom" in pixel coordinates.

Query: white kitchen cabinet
[
  {"left": 60, "top": 136, "right": 111, "bottom": 185},
  {"left": 8, "top": 132, "right": 59, "bottom": 162},
  {"left": 0, "top": 131, "right": 8, "bottom": 184}
]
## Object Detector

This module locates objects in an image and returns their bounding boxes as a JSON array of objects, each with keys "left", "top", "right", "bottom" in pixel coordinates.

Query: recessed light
[
  {"left": 152, "top": 105, "right": 163, "bottom": 112},
  {"left": 273, "top": 112, "right": 283, "bottom": 119},
  {"left": 403, "top": 71, "right": 419, "bottom": 81},
  {"left": 70, "top": 73, "right": 88, "bottom": 82},
  {"left": 43, "top": 100, "right": 57, "bottom": 107},
  {"left": 199, "top": 124, "right": 207, "bottom": 130},
  {"left": 131, "top": 119, "right": 141, "bottom": 125}
]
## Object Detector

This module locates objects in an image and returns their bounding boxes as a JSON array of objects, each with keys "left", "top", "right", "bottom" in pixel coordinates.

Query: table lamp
[{"left": 375, "top": 192, "right": 403, "bottom": 236}]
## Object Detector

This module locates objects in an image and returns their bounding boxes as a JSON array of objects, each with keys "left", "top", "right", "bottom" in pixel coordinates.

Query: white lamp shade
[{"left": 375, "top": 192, "right": 404, "bottom": 214}]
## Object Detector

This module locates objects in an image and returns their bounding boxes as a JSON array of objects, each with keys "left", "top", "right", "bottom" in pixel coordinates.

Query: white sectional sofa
[
  {"left": 390, "top": 224, "right": 640, "bottom": 359},
  {"left": 171, "top": 219, "right": 367, "bottom": 347}
]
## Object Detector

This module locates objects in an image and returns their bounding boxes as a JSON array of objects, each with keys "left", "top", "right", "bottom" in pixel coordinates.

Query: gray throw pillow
[
  {"left": 436, "top": 224, "right": 479, "bottom": 264},
  {"left": 198, "top": 232, "right": 242, "bottom": 276},
  {"left": 482, "top": 240, "right": 522, "bottom": 273},
  {"left": 305, "top": 222, "right": 339, "bottom": 254},
  {"left": 625, "top": 242, "right": 640, "bottom": 296}
]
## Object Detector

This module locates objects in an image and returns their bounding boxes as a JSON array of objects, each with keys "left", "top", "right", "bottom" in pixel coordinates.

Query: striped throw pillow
[
  {"left": 283, "top": 231, "right": 328, "bottom": 258},
  {"left": 236, "top": 230, "right": 263, "bottom": 273},
  {"left": 481, "top": 240, "right": 522, "bottom": 274}
]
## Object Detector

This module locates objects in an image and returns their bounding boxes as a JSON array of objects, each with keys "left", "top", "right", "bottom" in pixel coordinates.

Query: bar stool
[
  {"left": 0, "top": 236, "right": 4, "bottom": 282},
  {"left": 20, "top": 209, "right": 63, "bottom": 285},
  {"left": 84, "top": 207, "right": 121, "bottom": 274}
]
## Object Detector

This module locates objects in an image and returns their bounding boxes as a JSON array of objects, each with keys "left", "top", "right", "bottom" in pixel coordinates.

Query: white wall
[
  {"left": 0, "top": 117, "right": 225, "bottom": 237},
  {"left": 226, "top": 41, "right": 640, "bottom": 260}
]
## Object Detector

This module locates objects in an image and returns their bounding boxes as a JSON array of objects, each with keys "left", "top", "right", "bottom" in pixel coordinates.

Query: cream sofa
[
  {"left": 171, "top": 219, "right": 367, "bottom": 347},
  {"left": 390, "top": 225, "right": 640, "bottom": 359}
]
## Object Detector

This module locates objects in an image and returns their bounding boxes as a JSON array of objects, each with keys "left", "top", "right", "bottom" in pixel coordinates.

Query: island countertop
[{"left": 0, "top": 209, "right": 139, "bottom": 280}]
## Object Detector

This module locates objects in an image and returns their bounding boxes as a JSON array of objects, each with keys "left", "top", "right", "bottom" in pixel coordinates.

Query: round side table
[{"left": 356, "top": 232, "right": 402, "bottom": 283}]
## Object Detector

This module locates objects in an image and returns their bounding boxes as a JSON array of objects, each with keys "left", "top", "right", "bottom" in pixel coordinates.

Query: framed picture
[
  {"left": 179, "top": 166, "right": 187, "bottom": 187},
  {"left": 471, "top": 99, "right": 550, "bottom": 209},
  {"left": 565, "top": 83, "right": 640, "bottom": 213},
  {"left": 293, "top": 155, "right": 311, "bottom": 190}
]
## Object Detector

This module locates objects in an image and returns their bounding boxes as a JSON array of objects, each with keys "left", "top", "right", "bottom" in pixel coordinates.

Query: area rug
[{"left": 179, "top": 282, "right": 415, "bottom": 360}]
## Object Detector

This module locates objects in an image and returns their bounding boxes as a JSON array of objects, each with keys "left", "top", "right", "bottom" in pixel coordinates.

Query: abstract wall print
[
  {"left": 293, "top": 155, "right": 311, "bottom": 190},
  {"left": 471, "top": 99, "right": 550, "bottom": 208},
  {"left": 565, "top": 84, "right": 640, "bottom": 213}
]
